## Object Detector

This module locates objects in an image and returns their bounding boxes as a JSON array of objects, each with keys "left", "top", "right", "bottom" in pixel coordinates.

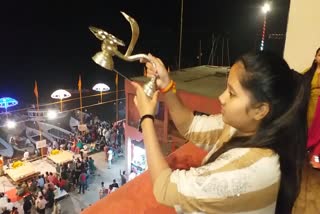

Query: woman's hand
[
  {"left": 142, "top": 54, "right": 171, "bottom": 89},
  {"left": 131, "top": 81, "right": 159, "bottom": 117}
]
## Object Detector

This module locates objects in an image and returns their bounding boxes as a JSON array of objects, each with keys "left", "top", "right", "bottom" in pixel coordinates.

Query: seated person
[
  {"left": 16, "top": 184, "right": 25, "bottom": 197},
  {"left": 28, "top": 179, "right": 38, "bottom": 194},
  {"left": 21, "top": 181, "right": 29, "bottom": 194},
  {"left": 22, "top": 150, "right": 29, "bottom": 161}
]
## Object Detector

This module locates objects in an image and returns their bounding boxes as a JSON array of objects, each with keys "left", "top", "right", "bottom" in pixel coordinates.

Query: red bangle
[{"left": 160, "top": 80, "right": 176, "bottom": 93}]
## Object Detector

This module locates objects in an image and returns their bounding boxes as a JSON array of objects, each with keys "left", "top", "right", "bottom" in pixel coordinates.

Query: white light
[
  {"left": 47, "top": 110, "right": 58, "bottom": 120},
  {"left": 92, "top": 83, "right": 110, "bottom": 92},
  {"left": 6, "top": 120, "right": 16, "bottom": 129},
  {"left": 262, "top": 2, "right": 271, "bottom": 14},
  {"left": 51, "top": 89, "right": 71, "bottom": 99}
]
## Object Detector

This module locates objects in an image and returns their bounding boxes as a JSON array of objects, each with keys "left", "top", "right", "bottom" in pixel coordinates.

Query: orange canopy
[{"left": 82, "top": 142, "right": 208, "bottom": 214}]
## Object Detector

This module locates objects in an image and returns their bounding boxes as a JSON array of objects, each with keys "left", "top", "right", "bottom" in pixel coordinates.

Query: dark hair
[{"left": 207, "top": 51, "right": 309, "bottom": 213}]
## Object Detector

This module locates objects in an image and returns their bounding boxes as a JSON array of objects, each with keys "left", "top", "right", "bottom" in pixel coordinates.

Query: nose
[{"left": 219, "top": 89, "right": 227, "bottom": 105}]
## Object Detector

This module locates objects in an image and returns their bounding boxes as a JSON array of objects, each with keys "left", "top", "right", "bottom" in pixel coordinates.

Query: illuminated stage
[
  {"left": 4, "top": 162, "right": 40, "bottom": 184},
  {"left": 47, "top": 150, "right": 74, "bottom": 165}
]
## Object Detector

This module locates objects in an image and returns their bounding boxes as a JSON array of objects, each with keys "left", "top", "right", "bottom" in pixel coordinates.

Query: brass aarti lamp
[{"left": 90, "top": 12, "right": 156, "bottom": 98}]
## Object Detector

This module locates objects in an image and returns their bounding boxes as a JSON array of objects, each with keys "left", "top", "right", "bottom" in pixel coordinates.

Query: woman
[
  {"left": 88, "top": 157, "right": 96, "bottom": 174},
  {"left": 132, "top": 52, "right": 308, "bottom": 213},
  {"left": 303, "top": 48, "right": 320, "bottom": 168}
]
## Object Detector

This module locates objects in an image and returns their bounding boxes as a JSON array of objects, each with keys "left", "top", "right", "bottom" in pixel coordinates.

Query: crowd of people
[{"left": 0, "top": 110, "right": 128, "bottom": 213}]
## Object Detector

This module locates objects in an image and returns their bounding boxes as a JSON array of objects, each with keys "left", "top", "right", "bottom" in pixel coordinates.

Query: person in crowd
[
  {"left": 46, "top": 188, "right": 55, "bottom": 209},
  {"left": 52, "top": 199, "right": 61, "bottom": 214},
  {"left": 10, "top": 206, "right": 18, "bottom": 214},
  {"left": 15, "top": 184, "right": 25, "bottom": 197},
  {"left": 99, "top": 182, "right": 106, "bottom": 199},
  {"left": 35, "top": 195, "right": 47, "bottom": 214},
  {"left": 88, "top": 157, "right": 96, "bottom": 174},
  {"left": 22, "top": 149, "right": 29, "bottom": 161},
  {"left": 5, "top": 199, "right": 13, "bottom": 211},
  {"left": 103, "top": 145, "right": 108, "bottom": 161},
  {"left": 120, "top": 170, "right": 127, "bottom": 186},
  {"left": 303, "top": 47, "right": 320, "bottom": 168},
  {"left": 28, "top": 178, "right": 38, "bottom": 196},
  {"left": 110, "top": 179, "right": 119, "bottom": 189},
  {"left": 128, "top": 170, "right": 136, "bottom": 182},
  {"left": 23, "top": 196, "right": 33, "bottom": 214},
  {"left": 78, "top": 170, "right": 87, "bottom": 194},
  {"left": 107, "top": 149, "right": 113, "bottom": 169},
  {"left": 131, "top": 52, "right": 308, "bottom": 213}
]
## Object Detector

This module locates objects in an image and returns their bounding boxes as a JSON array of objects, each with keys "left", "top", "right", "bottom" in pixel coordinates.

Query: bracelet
[
  {"left": 160, "top": 80, "right": 176, "bottom": 94},
  {"left": 138, "top": 114, "right": 155, "bottom": 132}
]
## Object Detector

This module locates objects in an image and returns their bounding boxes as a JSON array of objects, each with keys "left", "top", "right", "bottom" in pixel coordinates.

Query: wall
[{"left": 283, "top": 0, "right": 320, "bottom": 72}]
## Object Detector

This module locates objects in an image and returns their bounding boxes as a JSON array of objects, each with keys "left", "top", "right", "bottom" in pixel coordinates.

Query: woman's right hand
[{"left": 143, "top": 54, "right": 171, "bottom": 89}]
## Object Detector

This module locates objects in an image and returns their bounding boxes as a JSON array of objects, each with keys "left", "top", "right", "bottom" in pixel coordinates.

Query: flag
[
  {"left": 78, "top": 75, "right": 82, "bottom": 91},
  {"left": 34, "top": 81, "right": 39, "bottom": 98}
]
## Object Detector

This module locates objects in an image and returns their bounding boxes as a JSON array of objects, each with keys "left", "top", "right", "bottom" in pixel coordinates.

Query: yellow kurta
[{"left": 307, "top": 70, "right": 320, "bottom": 127}]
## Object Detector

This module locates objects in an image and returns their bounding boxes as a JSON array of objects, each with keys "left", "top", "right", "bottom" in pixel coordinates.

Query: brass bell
[{"left": 143, "top": 76, "right": 157, "bottom": 98}]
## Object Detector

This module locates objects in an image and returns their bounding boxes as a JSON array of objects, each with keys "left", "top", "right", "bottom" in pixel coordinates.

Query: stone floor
[{"left": 1, "top": 151, "right": 126, "bottom": 214}]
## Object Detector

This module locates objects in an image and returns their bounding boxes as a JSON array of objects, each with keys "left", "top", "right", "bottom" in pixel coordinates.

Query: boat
[
  {"left": 25, "top": 126, "right": 55, "bottom": 145},
  {"left": 7, "top": 135, "right": 36, "bottom": 155},
  {"left": 0, "top": 137, "right": 14, "bottom": 158},
  {"left": 38, "top": 121, "right": 73, "bottom": 141},
  {"left": 69, "top": 116, "right": 80, "bottom": 132}
]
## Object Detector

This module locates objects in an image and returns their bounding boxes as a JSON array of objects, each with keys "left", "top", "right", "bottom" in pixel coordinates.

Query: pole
[
  {"left": 78, "top": 75, "right": 83, "bottom": 125},
  {"left": 36, "top": 95, "right": 42, "bottom": 141},
  {"left": 116, "top": 72, "right": 119, "bottom": 122},
  {"left": 60, "top": 98, "right": 63, "bottom": 112},
  {"left": 100, "top": 91, "right": 103, "bottom": 103},
  {"left": 178, "top": 0, "right": 184, "bottom": 70},
  {"left": 260, "top": 14, "right": 267, "bottom": 51}
]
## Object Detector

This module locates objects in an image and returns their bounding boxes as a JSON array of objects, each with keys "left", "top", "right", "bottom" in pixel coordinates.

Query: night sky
[{"left": 0, "top": 0, "right": 290, "bottom": 110}]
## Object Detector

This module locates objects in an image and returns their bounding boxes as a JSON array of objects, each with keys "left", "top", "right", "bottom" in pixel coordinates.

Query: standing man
[
  {"left": 107, "top": 149, "right": 113, "bottom": 169},
  {"left": 78, "top": 170, "right": 87, "bottom": 194},
  {"left": 120, "top": 170, "right": 127, "bottom": 186}
]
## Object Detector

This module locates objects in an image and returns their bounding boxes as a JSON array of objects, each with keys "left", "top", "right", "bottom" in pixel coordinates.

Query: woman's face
[
  {"left": 219, "top": 62, "right": 262, "bottom": 135},
  {"left": 315, "top": 50, "right": 320, "bottom": 65}
]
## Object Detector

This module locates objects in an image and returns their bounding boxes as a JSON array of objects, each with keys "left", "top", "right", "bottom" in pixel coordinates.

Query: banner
[{"left": 36, "top": 139, "right": 47, "bottom": 149}]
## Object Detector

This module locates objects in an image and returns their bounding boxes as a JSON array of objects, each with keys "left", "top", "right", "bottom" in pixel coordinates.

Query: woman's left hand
[{"left": 131, "top": 81, "right": 159, "bottom": 117}]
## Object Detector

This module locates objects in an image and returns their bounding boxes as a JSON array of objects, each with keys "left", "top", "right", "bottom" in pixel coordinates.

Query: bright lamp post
[
  {"left": 92, "top": 83, "right": 110, "bottom": 103},
  {"left": 260, "top": 2, "right": 271, "bottom": 51},
  {"left": 0, "top": 97, "right": 18, "bottom": 129},
  {"left": 0, "top": 97, "right": 18, "bottom": 115},
  {"left": 51, "top": 89, "right": 71, "bottom": 112}
]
